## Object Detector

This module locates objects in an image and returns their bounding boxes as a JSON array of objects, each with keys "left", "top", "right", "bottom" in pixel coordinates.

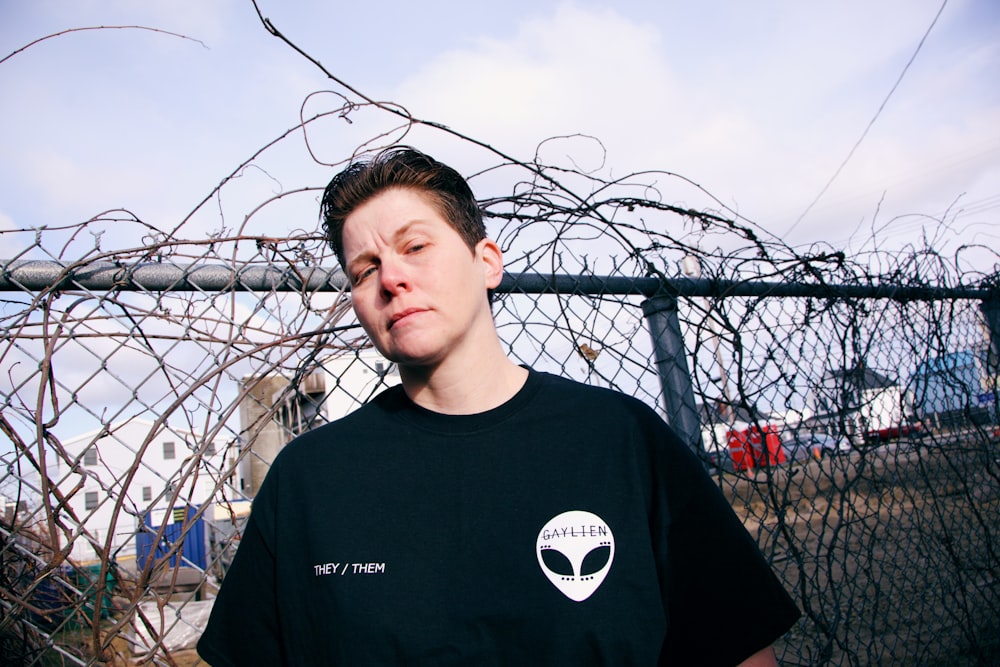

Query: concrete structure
[{"left": 238, "top": 348, "right": 401, "bottom": 495}]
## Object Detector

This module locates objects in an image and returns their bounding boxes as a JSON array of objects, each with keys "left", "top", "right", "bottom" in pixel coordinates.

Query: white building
[
  {"left": 16, "top": 349, "right": 397, "bottom": 567},
  {"left": 41, "top": 418, "right": 244, "bottom": 565},
  {"left": 318, "top": 349, "right": 401, "bottom": 419},
  {"left": 811, "top": 365, "right": 906, "bottom": 441}
]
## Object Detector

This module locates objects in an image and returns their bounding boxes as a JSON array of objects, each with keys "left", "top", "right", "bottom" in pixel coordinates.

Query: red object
[
  {"left": 865, "top": 422, "right": 924, "bottom": 442},
  {"left": 726, "top": 425, "right": 786, "bottom": 471}
]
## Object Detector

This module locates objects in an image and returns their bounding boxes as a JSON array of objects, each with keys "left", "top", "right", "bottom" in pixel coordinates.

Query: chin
[
  {"left": 381, "top": 332, "right": 449, "bottom": 364},
  {"left": 383, "top": 344, "right": 449, "bottom": 368},
  {"left": 388, "top": 352, "right": 438, "bottom": 367}
]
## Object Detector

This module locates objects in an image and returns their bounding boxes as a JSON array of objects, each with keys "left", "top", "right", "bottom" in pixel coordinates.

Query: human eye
[
  {"left": 405, "top": 240, "right": 428, "bottom": 254},
  {"left": 353, "top": 265, "right": 377, "bottom": 285}
]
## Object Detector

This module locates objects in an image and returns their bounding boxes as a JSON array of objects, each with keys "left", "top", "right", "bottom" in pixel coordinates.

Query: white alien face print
[{"left": 536, "top": 510, "right": 615, "bottom": 602}]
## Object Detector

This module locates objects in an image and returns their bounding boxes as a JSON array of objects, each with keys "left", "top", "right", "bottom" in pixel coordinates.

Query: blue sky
[{"left": 1, "top": 0, "right": 999, "bottom": 272}]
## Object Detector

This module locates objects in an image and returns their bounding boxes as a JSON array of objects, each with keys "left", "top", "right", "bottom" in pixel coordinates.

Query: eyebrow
[{"left": 345, "top": 220, "right": 432, "bottom": 272}]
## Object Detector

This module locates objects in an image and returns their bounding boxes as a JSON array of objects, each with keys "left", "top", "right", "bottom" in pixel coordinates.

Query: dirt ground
[
  {"left": 165, "top": 649, "right": 205, "bottom": 666},
  {"left": 722, "top": 432, "right": 1000, "bottom": 666}
]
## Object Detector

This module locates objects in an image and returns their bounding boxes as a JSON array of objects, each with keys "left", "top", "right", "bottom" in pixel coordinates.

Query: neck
[{"left": 399, "top": 344, "right": 528, "bottom": 415}]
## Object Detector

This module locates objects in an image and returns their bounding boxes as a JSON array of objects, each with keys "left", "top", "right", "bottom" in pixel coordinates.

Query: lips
[{"left": 388, "top": 307, "right": 427, "bottom": 330}]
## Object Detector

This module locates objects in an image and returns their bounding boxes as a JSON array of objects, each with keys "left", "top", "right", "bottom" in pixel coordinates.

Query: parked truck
[{"left": 908, "top": 349, "right": 997, "bottom": 429}]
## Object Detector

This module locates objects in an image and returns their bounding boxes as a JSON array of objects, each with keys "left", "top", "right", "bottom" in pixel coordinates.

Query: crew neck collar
[{"left": 379, "top": 366, "right": 543, "bottom": 435}]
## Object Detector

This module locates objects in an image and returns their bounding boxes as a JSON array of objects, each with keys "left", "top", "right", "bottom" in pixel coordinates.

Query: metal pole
[
  {"left": 641, "top": 294, "right": 703, "bottom": 457},
  {"left": 681, "top": 256, "right": 733, "bottom": 423},
  {"left": 979, "top": 299, "right": 1000, "bottom": 415}
]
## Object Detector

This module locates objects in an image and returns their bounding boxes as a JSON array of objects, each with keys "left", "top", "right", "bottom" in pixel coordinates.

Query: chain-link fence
[{"left": 2, "top": 222, "right": 998, "bottom": 665}]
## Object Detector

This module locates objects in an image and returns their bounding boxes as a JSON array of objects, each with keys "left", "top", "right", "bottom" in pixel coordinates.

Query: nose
[{"left": 377, "top": 256, "right": 410, "bottom": 298}]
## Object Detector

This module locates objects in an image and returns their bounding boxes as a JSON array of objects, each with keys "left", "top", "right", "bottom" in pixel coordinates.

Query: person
[{"left": 197, "top": 147, "right": 800, "bottom": 666}]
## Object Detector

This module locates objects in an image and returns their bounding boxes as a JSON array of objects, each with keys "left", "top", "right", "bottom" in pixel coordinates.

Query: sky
[{"left": 1, "top": 0, "right": 999, "bottom": 277}]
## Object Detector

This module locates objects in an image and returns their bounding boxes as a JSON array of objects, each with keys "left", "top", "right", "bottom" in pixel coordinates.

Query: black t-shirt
[{"left": 198, "top": 369, "right": 799, "bottom": 666}]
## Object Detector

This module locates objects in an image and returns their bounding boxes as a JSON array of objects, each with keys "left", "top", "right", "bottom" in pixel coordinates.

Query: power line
[{"left": 785, "top": 0, "right": 950, "bottom": 237}]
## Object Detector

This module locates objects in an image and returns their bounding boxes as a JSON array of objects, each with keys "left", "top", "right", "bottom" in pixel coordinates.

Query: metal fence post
[
  {"left": 642, "top": 294, "right": 703, "bottom": 456},
  {"left": 980, "top": 298, "right": 1000, "bottom": 401}
]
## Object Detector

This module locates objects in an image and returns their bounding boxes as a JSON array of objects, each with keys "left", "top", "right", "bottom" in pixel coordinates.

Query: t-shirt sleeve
[
  {"left": 197, "top": 474, "right": 283, "bottom": 666},
  {"left": 653, "top": 424, "right": 801, "bottom": 666}
]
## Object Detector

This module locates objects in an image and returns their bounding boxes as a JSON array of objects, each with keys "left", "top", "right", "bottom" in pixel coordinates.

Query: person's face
[{"left": 342, "top": 187, "right": 503, "bottom": 368}]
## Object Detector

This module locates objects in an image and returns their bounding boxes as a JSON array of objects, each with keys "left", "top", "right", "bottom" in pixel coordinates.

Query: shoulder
[
  {"left": 532, "top": 370, "right": 667, "bottom": 427},
  {"left": 527, "top": 370, "right": 693, "bottom": 465}
]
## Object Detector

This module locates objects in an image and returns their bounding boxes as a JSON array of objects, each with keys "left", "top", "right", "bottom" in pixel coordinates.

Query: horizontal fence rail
[{"left": 4, "top": 259, "right": 998, "bottom": 300}]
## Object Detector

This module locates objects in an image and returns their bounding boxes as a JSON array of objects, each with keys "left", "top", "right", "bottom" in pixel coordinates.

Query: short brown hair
[{"left": 320, "top": 146, "right": 486, "bottom": 268}]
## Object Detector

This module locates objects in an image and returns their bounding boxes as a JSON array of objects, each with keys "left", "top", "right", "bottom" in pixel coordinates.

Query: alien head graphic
[{"left": 536, "top": 510, "right": 615, "bottom": 602}]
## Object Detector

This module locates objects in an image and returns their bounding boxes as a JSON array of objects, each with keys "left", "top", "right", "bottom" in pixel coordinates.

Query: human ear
[{"left": 477, "top": 238, "right": 504, "bottom": 290}]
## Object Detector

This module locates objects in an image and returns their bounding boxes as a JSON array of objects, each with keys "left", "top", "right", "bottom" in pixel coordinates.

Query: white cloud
[
  {"left": 396, "top": 5, "right": 673, "bottom": 155},
  {"left": 386, "top": 1, "right": 999, "bottom": 260}
]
